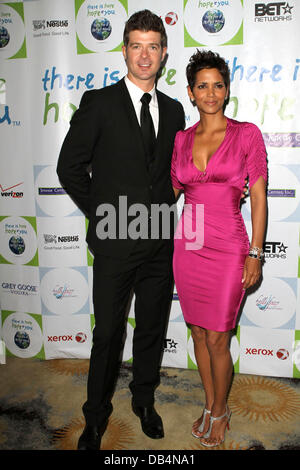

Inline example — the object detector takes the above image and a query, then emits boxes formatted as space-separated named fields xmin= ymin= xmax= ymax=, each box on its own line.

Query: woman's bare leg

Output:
xmin=200 ymin=329 xmax=233 ymax=446
xmin=190 ymin=325 xmax=214 ymax=437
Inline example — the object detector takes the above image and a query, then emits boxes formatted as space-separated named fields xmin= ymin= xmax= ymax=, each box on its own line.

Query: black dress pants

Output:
xmin=82 ymin=238 xmax=174 ymax=426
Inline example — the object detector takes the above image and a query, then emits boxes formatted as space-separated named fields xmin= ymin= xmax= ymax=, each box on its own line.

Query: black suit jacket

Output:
xmin=57 ymin=78 xmax=185 ymax=258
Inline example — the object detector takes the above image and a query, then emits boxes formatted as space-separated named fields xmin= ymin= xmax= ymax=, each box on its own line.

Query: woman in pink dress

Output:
xmin=171 ymin=50 xmax=267 ymax=447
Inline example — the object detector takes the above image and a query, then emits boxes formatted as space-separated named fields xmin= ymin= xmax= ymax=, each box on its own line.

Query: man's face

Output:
xmin=122 ymin=30 xmax=167 ymax=90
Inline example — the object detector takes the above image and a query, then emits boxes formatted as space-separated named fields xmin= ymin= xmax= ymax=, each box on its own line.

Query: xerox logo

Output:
xmin=245 ymin=347 xmax=290 ymax=360
xmin=276 ymin=348 xmax=289 ymax=360
xmin=246 ymin=347 xmax=273 ymax=356
xmin=48 ymin=335 xmax=73 ymax=342
xmin=76 ymin=332 xmax=87 ymax=343
xmin=47 ymin=332 xmax=87 ymax=343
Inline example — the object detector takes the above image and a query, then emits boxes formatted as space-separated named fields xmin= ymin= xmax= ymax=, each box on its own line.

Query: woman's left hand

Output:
xmin=242 ymin=256 xmax=261 ymax=290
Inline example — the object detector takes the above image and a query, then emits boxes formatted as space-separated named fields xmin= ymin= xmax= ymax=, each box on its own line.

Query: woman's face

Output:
xmin=188 ymin=67 xmax=228 ymax=116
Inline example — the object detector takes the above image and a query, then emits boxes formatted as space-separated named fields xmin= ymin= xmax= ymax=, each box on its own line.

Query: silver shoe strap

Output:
xmin=210 ymin=407 xmax=230 ymax=423
xmin=197 ymin=408 xmax=211 ymax=432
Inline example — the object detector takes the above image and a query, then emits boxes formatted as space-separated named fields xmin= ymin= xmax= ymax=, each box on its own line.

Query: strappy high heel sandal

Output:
xmin=199 ymin=406 xmax=231 ymax=447
xmin=191 ymin=408 xmax=211 ymax=438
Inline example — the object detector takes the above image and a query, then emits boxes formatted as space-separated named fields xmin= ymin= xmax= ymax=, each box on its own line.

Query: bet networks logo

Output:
xmin=254 ymin=2 xmax=294 ymax=22
xmin=264 ymin=241 xmax=288 ymax=259
xmin=164 ymin=338 xmax=178 ymax=354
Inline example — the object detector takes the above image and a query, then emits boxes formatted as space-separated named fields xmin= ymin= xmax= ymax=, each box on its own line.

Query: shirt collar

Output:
xmin=124 ymin=75 xmax=158 ymax=107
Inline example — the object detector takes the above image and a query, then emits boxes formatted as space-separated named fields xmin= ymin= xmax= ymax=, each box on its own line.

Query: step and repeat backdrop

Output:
xmin=1 ymin=0 xmax=300 ymax=378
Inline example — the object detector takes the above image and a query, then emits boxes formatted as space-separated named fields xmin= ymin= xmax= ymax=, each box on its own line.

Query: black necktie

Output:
xmin=140 ymin=93 xmax=156 ymax=168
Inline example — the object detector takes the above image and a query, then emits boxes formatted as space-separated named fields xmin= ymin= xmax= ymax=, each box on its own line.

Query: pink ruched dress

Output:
xmin=171 ymin=118 xmax=267 ymax=332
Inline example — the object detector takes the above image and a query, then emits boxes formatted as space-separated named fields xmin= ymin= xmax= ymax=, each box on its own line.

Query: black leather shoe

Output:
xmin=132 ymin=402 xmax=164 ymax=439
xmin=77 ymin=421 xmax=108 ymax=450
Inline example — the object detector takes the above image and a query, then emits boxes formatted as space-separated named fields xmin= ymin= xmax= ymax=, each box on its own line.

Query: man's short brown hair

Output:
xmin=123 ymin=9 xmax=167 ymax=49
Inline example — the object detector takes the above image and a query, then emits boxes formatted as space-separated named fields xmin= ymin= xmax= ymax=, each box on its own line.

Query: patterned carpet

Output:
xmin=1 ymin=356 xmax=300 ymax=452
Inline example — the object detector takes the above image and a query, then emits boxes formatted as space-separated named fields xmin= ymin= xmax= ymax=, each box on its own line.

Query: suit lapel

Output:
xmin=118 ymin=78 xmax=139 ymax=128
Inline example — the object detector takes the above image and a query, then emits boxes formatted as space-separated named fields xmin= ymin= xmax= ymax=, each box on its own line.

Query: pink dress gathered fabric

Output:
xmin=171 ymin=117 xmax=267 ymax=332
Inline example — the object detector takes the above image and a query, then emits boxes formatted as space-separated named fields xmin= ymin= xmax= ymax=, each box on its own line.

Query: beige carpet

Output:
xmin=1 ymin=357 xmax=300 ymax=451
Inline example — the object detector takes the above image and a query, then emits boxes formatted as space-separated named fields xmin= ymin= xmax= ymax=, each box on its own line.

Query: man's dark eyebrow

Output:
xmin=129 ymin=42 xmax=160 ymax=46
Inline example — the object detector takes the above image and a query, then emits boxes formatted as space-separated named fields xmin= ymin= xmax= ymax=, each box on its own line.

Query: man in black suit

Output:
xmin=57 ymin=10 xmax=185 ymax=450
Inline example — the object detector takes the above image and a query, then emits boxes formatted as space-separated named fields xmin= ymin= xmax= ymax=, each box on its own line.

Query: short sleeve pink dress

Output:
xmin=171 ymin=118 xmax=267 ymax=332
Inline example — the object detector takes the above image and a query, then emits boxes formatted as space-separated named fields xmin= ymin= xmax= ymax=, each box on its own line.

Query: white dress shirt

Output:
xmin=124 ymin=75 xmax=159 ymax=136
